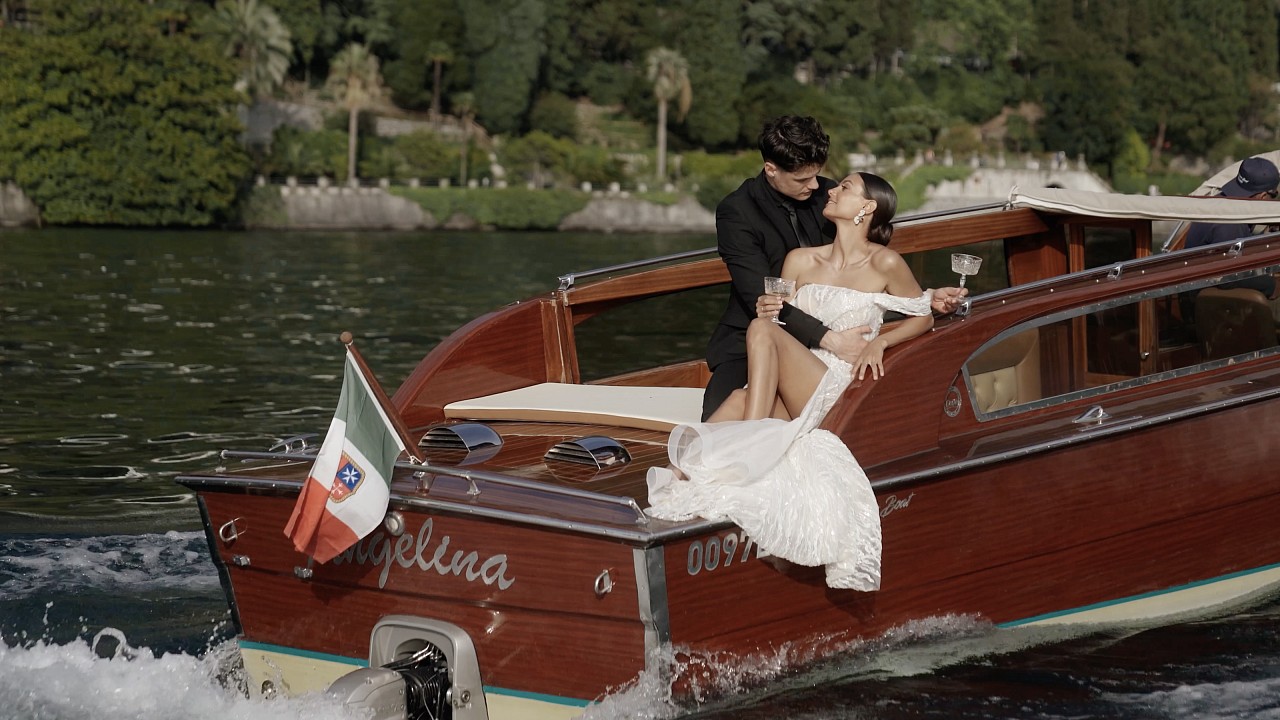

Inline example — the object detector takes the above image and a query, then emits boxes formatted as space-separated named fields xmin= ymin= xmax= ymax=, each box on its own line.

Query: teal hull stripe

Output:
xmin=999 ymin=562 xmax=1280 ymax=627
xmin=238 ymin=640 xmax=365 ymax=667
xmin=236 ymin=639 xmax=590 ymax=707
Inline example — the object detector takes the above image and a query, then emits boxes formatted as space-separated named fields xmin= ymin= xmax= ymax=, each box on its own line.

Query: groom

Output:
xmin=702 ymin=115 xmax=964 ymax=420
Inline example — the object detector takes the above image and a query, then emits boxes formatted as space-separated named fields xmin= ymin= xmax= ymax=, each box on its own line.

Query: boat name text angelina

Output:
xmin=332 ymin=517 xmax=516 ymax=590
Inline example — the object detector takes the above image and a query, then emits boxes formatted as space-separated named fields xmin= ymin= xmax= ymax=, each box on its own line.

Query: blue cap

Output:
xmin=1220 ymin=157 xmax=1279 ymax=198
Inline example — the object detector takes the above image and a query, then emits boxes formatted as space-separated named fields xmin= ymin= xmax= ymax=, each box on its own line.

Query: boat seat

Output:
xmin=967 ymin=330 xmax=1042 ymax=414
xmin=1195 ymin=287 xmax=1278 ymax=360
xmin=443 ymin=382 xmax=704 ymax=431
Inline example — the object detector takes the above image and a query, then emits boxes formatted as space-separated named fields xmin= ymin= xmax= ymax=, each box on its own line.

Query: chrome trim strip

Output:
xmin=634 ymin=546 xmax=670 ymax=659
xmin=895 ymin=200 xmax=1008 ymax=225
xmin=558 ymin=247 xmax=717 ymax=290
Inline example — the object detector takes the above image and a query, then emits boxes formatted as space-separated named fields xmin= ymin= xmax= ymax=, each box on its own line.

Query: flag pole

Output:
xmin=340 ymin=331 xmax=427 ymax=463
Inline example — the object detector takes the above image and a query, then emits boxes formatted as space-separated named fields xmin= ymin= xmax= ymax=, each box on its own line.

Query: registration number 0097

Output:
xmin=686 ymin=531 xmax=767 ymax=576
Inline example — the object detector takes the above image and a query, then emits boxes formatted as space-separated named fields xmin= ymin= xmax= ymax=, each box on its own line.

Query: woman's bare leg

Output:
xmin=743 ymin=318 xmax=829 ymax=420
xmin=709 ymin=387 xmax=790 ymax=423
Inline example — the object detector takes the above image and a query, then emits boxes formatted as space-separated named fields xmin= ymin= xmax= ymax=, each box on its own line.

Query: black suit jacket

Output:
xmin=706 ymin=171 xmax=838 ymax=369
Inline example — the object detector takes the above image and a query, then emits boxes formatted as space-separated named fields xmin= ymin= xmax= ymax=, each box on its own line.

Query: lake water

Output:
xmin=3 ymin=228 xmax=1280 ymax=720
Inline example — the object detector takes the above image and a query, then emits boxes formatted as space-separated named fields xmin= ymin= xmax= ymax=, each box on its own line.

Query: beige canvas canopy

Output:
xmin=1008 ymin=186 xmax=1280 ymax=225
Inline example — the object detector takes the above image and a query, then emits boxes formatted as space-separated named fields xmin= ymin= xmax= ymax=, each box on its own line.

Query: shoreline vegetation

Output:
xmin=2 ymin=2 xmax=1275 ymax=232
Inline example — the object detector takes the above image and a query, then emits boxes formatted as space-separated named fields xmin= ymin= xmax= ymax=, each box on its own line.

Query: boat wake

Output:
xmin=1106 ymin=678 xmax=1280 ymax=720
xmin=0 ymin=531 xmax=221 ymax=598
xmin=578 ymin=613 xmax=1129 ymax=719
xmin=0 ymin=634 xmax=361 ymax=720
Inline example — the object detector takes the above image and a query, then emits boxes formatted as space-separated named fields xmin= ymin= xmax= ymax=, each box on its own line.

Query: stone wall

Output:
xmin=261 ymin=184 xmax=434 ymax=230
xmin=559 ymin=195 xmax=714 ymax=233
xmin=0 ymin=182 xmax=39 ymax=227
xmin=251 ymin=183 xmax=716 ymax=233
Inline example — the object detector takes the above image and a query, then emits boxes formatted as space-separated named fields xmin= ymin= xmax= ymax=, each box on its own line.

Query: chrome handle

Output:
xmin=218 ymin=518 xmax=244 ymax=544
xmin=594 ymin=569 xmax=614 ymax=598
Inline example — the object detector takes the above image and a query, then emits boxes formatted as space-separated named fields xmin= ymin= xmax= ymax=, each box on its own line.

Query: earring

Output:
xmin=854 ymin=208 xmax=867 ymax=225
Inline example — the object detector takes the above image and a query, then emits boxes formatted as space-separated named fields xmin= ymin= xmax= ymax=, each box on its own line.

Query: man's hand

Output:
xmin=931 ymin=286 xmax=969 ymax=315
xmin=819 ymin=325 xmax=872 ymax=364
xmin=755 ymin=292 xmax=785 ymax=321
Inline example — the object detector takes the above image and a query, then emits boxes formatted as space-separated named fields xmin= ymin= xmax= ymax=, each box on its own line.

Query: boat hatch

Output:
xmin=545 ymin=435 xmax=632 ymax=469
xmin=328 ymin=615 xmax=489 ymax=720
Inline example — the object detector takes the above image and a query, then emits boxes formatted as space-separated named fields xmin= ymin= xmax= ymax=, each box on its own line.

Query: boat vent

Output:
xmin=545 ymin=435 xmax=631 ymax=469
xmin=420 ymin=422 xmax=503 ymax=452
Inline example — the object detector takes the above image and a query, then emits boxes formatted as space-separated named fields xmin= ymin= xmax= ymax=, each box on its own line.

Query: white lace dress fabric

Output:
xmin=646 ymin=285 xmax=933 ymax=590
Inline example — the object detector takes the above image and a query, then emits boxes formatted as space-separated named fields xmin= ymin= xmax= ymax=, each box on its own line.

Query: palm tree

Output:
xmin=646 ymin=47 xmax=691 ymax=183
xmin=199 ymin=0 xmax=293 ymax=98
xmin=325 ymin=43 xmax=385 ymax=185
xmin=424 ymin=40 xmax=453 ymax=121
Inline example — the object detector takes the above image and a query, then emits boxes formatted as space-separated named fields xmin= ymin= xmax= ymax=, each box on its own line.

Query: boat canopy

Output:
xmin=1009 ymin=186 xmax=1280 ymax=225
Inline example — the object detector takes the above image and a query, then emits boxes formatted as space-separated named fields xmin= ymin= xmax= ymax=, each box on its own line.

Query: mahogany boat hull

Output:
xmin=185 ymin=391 xmax=1280 ymax=716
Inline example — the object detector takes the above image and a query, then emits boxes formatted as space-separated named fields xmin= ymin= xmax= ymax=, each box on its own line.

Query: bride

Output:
xmin=646 ymin=172 xmax=936 ymax=590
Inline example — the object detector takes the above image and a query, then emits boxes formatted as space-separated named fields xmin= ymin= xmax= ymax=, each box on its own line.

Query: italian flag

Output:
xmin=285 ymin=349 xmax=406 ymax=563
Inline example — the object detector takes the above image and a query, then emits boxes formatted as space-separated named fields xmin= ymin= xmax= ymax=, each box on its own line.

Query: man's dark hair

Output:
xmin=758 ymin=115 xmax=829 ymax=172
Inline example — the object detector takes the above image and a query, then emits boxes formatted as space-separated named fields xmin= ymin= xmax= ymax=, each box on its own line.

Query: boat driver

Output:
xmin=1186 ymin=156 xmax=1280 ymax=300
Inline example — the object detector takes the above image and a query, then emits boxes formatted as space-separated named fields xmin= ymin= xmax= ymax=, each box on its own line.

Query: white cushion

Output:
xmin=443 ymin=383 xmax=703 ymax=431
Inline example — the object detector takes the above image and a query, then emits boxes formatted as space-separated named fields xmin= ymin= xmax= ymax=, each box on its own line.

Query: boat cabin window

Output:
xmin=964 ymin=263 xmax=1280 ymax=420
xmin=1083 ymin=225 xmax=1144 ymax=268
xmin=904 ymin=242 xmax=1009 ymax=297
xmin=574 ymin=284 xmax=723 ymax=382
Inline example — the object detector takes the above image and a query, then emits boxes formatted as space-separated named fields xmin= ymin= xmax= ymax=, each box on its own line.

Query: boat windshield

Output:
xmin=964 ymin=262 xmax=1280 ymax=419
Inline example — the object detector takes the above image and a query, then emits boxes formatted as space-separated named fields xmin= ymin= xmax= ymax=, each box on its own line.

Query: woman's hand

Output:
xmin=756 ymin=292 xmax=785 ymax=321
xmin=930 ymin=287 xmax=968 ymax=314
xmin=852 ymin=337 xmax=889 ymax=380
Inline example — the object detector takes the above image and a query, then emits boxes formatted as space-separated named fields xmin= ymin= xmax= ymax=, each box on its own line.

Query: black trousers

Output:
xmin=700 ymin=357 xmax=748 ymax=421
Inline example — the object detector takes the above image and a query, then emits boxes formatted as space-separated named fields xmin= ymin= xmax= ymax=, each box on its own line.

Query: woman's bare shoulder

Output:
xmin=869 ymin=245 xmax=907 ymax=271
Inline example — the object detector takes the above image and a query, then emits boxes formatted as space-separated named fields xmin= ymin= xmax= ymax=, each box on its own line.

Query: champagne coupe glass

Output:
xmin=764 ymin=276 xmax=796 ymax=325
xmin=951 ymin=253 xmax=983 ymax=288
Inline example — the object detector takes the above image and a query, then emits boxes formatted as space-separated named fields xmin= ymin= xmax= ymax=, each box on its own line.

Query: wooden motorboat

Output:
xmin=179 ymin=188 xmax=1280 ymax=720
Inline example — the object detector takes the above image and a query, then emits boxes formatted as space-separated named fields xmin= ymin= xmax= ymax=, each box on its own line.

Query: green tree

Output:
xmin=529 ymin=91 xmax=579 ymax=139
xmin=262 ymin=0 xmax=324 ymax=84
xmin=1031 ymin=8 xmax=1134 ymax=173
xmin=916 ymin=0 xmax=1031 ymax=73
xmin=811 ymin=0 xmax=881 ymax=82
xmin=325 ymin=42 xmax=385 ymax=184
xmin=1237 ymin=0 xmax=1276 ymax=141
xmin=461 ymin=0 xmax=547 ymax=135
xmin=646 ymin=47 xmax=690 ymax=182
xmin=665 ymin=0 xmax=745 ymax=148
xmin=502 ymin=130 xmax=571 ymax=187
xmin=379 ymin=0 xmax=467 ymax=111
xmin=394 ymin=130 xmax=456 ymax=180
xmin=541 ymin=0 xmax=649 ymax=101
xmin=0 ymin=0 xmax=250 ymax=225
xmin=198 ymin=0 xmax=293 ymax=98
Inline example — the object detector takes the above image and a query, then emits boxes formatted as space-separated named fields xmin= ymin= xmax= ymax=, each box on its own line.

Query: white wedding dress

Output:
xmin=646 ymin=284 xmax=933 ymax=590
